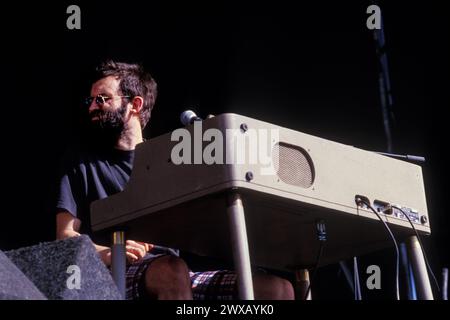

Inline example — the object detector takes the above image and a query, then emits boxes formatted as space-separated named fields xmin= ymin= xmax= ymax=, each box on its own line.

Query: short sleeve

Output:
xmin=56 ymin=171 xmax=78 ymax=217
xmin=55 ymin=149 xmax=83 ymax=218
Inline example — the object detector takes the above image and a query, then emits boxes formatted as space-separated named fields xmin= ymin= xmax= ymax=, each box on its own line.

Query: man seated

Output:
xmin=55 ymin=60 xmax=295 ymax=300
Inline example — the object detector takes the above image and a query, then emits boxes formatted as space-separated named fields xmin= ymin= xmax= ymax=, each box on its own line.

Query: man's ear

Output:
xmin=130 ymin=96 xmax=144 ymax=115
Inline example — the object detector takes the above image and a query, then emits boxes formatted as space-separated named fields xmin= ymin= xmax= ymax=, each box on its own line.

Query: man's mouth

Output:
xmin=89 ymin=112 xmax=101 ymax=120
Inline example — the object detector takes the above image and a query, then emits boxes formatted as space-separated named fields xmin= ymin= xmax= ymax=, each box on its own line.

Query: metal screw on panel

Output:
xmin=420 ymin=216 xmax=428 ymax=225
xmin=240 ymin=123 xmax=248 ymax=133
xmin=245 ymin=171 xmax=254 ymax=181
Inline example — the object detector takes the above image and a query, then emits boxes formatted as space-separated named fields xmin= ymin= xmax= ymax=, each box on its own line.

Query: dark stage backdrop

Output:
xmin=2 ymin=1 xmax=449 ymax=299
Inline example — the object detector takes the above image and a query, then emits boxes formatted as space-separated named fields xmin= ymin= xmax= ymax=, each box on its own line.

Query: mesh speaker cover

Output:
xmin=273 ymin=142 xmax=315 ymax=188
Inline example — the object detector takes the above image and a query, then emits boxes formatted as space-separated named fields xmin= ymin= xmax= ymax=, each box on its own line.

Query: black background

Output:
xmin=2 ymin=0 xmax=449 ymax=299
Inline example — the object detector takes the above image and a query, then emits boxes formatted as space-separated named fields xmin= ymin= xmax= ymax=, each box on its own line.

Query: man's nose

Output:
xmin=88 ymin=100 xmax=100 ymax=113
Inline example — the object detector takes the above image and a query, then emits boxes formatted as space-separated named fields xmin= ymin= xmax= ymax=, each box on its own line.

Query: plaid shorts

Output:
xmin=125 ymin=254 xmax=238 ymax=300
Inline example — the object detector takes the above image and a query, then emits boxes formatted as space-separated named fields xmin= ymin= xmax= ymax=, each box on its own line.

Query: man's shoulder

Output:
xmin=61 ymin=143 xmax=132 ymax=171
xmin=59 ymin=143 xmax=100 ymax=169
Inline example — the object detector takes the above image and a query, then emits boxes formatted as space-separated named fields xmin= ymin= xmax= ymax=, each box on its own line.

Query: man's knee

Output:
xmin=253 ymin=274 xmax=295 ymax=300
xmin=144 ymin=255 xmax=192 ymax=299
xmin=147 ymin=255 xmax=190 ymax=282
xmin=276 ymin=277 xmax=295 ymax=300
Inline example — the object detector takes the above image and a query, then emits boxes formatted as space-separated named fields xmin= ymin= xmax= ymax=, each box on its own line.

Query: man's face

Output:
xmin=86 ymin=76 xmax=130 ymax=144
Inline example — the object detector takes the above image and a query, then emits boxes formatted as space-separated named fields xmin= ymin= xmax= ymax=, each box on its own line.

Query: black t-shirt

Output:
xmin=56 ymin=146 xmax=134 ymax=234
xmin=55 ymin=144 xmax=178 ymax=256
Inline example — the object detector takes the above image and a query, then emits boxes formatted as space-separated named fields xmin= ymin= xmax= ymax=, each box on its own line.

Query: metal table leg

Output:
xmin=227 ymin=192 xmax=254 ymax=300
xmin=111 ymin=231 xmax=126 ymax=299
xmin=406 ymin=235 xmax=433 ymax=300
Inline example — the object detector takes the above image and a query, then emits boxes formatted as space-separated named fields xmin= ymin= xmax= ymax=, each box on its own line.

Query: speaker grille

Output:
xmin=272 ymin=143 xmax=314 ymax=188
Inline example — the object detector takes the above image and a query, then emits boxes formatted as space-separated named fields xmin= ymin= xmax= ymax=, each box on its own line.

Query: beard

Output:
xmin=85 ymin=102 xmax=128 ymax=149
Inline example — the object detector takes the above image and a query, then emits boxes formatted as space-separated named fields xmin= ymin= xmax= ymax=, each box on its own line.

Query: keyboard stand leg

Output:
xmin=295 ymin=269 xmax=312 ymax=300
xmin=111 ymin=231 xmax=126 ymax=299
xmin=227 ymin=192 xmax=254 ymax=300
xmin=406 ymin=235 xmax=434 ymax=300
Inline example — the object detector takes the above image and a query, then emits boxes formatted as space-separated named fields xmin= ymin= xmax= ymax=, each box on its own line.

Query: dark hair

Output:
xmin=94 ymin=60 xmax=157 ymax=129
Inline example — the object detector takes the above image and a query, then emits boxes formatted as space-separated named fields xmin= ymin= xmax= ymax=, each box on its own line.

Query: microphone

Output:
xmin=180 ymin=110 xmax=202 ymax=126
xmin=376 ymin=152 xmax=426 ymax=163
xmin=352 ymin=145 xmax=426 ymax=163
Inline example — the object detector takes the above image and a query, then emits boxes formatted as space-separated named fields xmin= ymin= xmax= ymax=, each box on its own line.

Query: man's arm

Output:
xmin=56 ymin=211 xmax=112 ymax=265
xmin=56 ymin=211 xmax=152 ymax=267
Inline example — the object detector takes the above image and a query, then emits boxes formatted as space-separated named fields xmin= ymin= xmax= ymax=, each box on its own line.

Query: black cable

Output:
xmin=356 ymin=197 xmax=400 ymax=300
xmin=304 ymin=220 xmax=326 ymax=300
xmin=392 ymin=205 xmax=441 ymax=293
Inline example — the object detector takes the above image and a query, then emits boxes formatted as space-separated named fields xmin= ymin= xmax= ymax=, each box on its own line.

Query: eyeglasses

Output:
xmin=84 ymin=94 xmax=130 ymax=107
